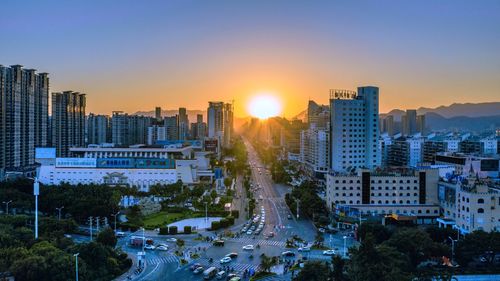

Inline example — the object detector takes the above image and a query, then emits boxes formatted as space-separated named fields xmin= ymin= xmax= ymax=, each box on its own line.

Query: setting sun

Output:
xmin=247 ymin=94 xmax=282 ymax=119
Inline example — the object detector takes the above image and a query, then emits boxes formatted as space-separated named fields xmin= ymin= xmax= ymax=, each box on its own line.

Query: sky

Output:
xmin=1 ymin=0 xmax=499 ymax=118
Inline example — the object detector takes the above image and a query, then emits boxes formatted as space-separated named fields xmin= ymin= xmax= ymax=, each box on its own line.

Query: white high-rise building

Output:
xmin=330 ymin=87 xmax=381 ymax=172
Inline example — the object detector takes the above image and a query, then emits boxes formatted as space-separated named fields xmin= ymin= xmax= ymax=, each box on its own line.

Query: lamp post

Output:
xmin=448 ymin=237 xmax=457 ymax=265
xmin=2 ymin=200 xmax=12 ymax=215
xmin=141 ymin=227 xmax=146 ymax=253
xmin=56 ymin=206 xmax=64 ymax=221
xmin=34 ymin=178 xmax=40 ymax=239
xmin=111 ymin=211 xmax=120 ymax=233
xmin=296 ymin=199 xmax=300 ymax=219
xmin=343 ymin=235 xmax=348 ymax=257
xmin=73 ymin=253 xmax=79 ymax=281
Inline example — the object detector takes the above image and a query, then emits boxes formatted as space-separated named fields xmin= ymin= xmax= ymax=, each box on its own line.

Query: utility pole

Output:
xmin=56 ymin=206 xmax=64 ymax=221
xmin=2 ymin=200 xmax=12 ymax=215
xmin=111 ymin=211 xmax=120 ymax=233
xmin=89 ymin=217 xmax=93 ymax=241
xmin=73 ymin=253 xmax=79 ymax=281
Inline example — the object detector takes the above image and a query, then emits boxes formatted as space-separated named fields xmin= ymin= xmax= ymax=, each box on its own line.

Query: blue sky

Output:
xmin=1 ymin=0 xmax=499 ymax=116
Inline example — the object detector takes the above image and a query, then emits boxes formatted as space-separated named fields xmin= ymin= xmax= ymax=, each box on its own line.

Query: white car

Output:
xmin=144 ymin=244 xmax=155 ymax=250
xmin=242 ymin=245 xmax=254 ymax=251
xmin=298 ymin=247 xmax=311 ymax=252
xmin=322 ymin=250 xmax=336 ymax=256
xmin=166 ymin=238 xmax=177 ymax=242
xmin=246 ymin=230 xmax=253 ymax=235
xmin=220 ymin=256 xmax=232 ymax=264
xmin=156 ymin=245 xmax=169 ymax=251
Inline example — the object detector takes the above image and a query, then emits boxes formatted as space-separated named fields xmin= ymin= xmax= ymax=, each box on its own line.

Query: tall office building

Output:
xmin=155 ymin=106 xmax=162 ymax=122
xmin=178 ymin=107 xmax=189 ymax=140
xmin=164 ymin=115 xmax=178 ymax=140
xmin=111 ymin=112 xmax=152 ymax=146
xmin=52 ymin=91 xmax=86 ymax=157
xmin=111 ymin=111 xmax=128 ymax=146
xmin=191 ymin=114 xmax=206 ymax=140
xmin=417 ymin=114 xmax=426 ymax=135
xmin=207 ymin=101 xmax=233 ymax=148
xmin=382 ymin=115 xmax=395 ymax=136
xmin=329 ymin=87 xmax=381 ymax=172
xmin=0 ymin=65 xmax=49 ymax=176
xmin=402 ymin=109 xmax=417 ymax=136
xmin=87 ymin=113 xmax=110 ymax=145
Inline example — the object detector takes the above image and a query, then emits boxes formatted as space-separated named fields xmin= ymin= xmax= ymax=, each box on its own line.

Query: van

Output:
xmin=203 ymin=266 xmax=217 ymax=280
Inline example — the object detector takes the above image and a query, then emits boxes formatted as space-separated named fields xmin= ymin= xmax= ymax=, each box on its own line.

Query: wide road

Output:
xmin=242 ymin=138 xmax=316 ymax=242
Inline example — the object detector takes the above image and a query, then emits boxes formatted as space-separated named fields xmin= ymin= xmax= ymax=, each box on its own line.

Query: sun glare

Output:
xmin=247 ymin=94 xmax=282 ymax=119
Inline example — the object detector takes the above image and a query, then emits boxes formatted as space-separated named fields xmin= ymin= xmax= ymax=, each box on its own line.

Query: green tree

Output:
xmin=331 ymin=255 xmax=346 ymax=281
xmin=259 ymin=254 xmax=274 ymax=273
xmin=293 ymin=261 xmax=331 ymax=281
xmin=97 ymin=227 xmax=118 ymax=247
xmin=176 ymin=239 xmax=185 ymax=248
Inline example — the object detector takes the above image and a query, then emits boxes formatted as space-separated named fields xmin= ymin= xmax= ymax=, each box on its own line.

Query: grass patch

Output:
xmin=143 ymin=211 xmax=204 ymax=229
xmin=250 ymin=272 xmax=276 ymax=281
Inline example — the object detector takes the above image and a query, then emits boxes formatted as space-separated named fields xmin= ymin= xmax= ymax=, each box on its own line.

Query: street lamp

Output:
xmin=343 ymin=236 xmax=348 ymax=257
xmin=295 ymin=199 xmax=300 ymax=219
xmin=448 ymin=236 xmax=457 ymax=265
xmin=56 ymin=206 xmax=64 ymax=221
xmin=2 ymin=200 xmax=12 ymax=215
xmin=111 ymin=211 xmax=120 ymax=233
xmin=34 ymin=178 xmax=40 ymax=240
xmin=73 ymin=253 xmax=79 ymax=281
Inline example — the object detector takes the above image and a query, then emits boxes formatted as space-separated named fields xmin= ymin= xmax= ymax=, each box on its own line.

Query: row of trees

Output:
xmin=292 ymin=223 xmax=500 ymax=281
xmin=0 ymin=215 xmax=130 ymax=281
xmin=285 ymin=181 xmax=329 ymax=224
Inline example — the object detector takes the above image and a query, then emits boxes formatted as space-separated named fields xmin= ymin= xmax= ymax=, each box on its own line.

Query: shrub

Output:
xmin=159 ymin=227 xmax=168 ymax=235
xmin=231 ymin=210 xmax=239 ymax=219
xmin=183 ymin=226 xmax=192 ymax=234
xmin=219 ymin=218 xmax=228 ymax=228
xmin=226 ymin=216 xmax=235 ymax=225
xmin=169 ymin=226 xmax=178 ymax=235
xmin=211 ymin=221 xmax=220 ymax=231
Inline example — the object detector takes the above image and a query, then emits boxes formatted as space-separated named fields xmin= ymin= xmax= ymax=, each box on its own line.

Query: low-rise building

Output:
xmin=326 ymin=168 xmax=440 ymax=222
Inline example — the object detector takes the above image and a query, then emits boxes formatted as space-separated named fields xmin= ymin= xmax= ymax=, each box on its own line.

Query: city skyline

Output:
xmin=1 ymin=0 xmax=499 ymax=117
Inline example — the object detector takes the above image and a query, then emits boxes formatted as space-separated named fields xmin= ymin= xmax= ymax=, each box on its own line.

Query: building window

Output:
xmin=478 ymin=198 xmax=484 ymax=204
xmin=478 ymin=208 xmax=484 ymax=214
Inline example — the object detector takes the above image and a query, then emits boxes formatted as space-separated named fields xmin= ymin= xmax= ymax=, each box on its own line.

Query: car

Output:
xmin=246 ymin=230 xmax=253 ymax=235
xmin=220 ymin=257 xmax=232 ymax=264
xmin=281 ymin=251 xmax=296 ymax=257
xmin=225 ymin=253 xmax=238 ymax=259
xmin=115 ymin=231 xmax=125 ymax=237
xmin=250 ymin=226 xmax=256 ymax=231
xmin=318 ymin=228 xmax=326 ymax=233
xmin=144 ymin=244 xmax=155 ymax=250
xmin=193 ymin=266 xmax=204 ymax=274
xmin=166 ymin=237 xmax=177 ymax=242
xmin=323 ymin=250 xmax=336 ymax=256
xmin=156 ymin=245 xmax=169 ymax=251
xmin=242 ymin=245 xmax=254 ymax=251
xmin=241 ymin=228 xmax=247 ymax=233
xmin=216 ymin=270 xmax=226 ymax=280
xmin=254 ymin=229 xmax=261 ymax=235
xmin=267 ymin=232 xmax=275 ymax=238
xmin=213 ymin=240 xmax=225 ymax=247
xmin=287 ymin=214 xmax=292 ymax=219
xmin=298 ymin=247 xmax=311 ymax=252
xmin=190 ymin=263 xmax=202 ymax=271
xmin=229 ymin=277 xmax=241 ymax=281
xmin=227 ymin=273 xmax=238 ymax=280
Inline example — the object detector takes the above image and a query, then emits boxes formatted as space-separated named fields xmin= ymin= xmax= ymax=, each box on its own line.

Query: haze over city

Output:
xmin=1 ymin=0 xmax=500 ymax=117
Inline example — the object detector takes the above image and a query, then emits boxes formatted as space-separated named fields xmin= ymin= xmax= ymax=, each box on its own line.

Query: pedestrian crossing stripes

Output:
xmin=192 ymin=242 xmax=213 ymax=249
xmin=195 ymin=258 xmax=260 ymax=273
xmin=146 ymin=255 xmax=178 ymax=265
xmin=227 ymin=237 xmax=286 ymax=247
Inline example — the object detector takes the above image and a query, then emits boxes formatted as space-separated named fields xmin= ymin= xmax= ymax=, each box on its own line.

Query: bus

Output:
xmin=203 ymin=266 xmax=218 ymax=280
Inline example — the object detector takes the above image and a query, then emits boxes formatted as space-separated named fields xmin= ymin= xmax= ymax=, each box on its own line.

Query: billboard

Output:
xmin=135 ymin=158 xmax=175 ymax=169
xmin=56 ymin=158 xmax=97 ymax=168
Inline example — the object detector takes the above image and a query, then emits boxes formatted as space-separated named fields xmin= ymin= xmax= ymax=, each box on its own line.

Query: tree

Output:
xmin=259 ymin=254 xmax=274 ymax=273
xmin=357 ymin=222 xmax=392 ymax=244
xmin=176 ymin=239 xmax=185 ymax=249
xmin=315 ymin=232 xmax=325 ymax=247
xmin=97 ymin=227 xmax=118 ymax=247
xmin=331 ymin=255 xmax=346 ymax=281
xmin=293 ymin=261 xmax=331 ymax=281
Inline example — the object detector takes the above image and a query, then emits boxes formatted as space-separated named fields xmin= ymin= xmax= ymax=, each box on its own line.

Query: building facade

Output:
xmin=87 ymin=113 xmax=110 ymax=145
xmin=329 ymin=87 xmax=381 ymax=172
xmin=52 ymin=91 xmax=86 ymax=157
xmin=0 ymin=65 xmax=49 ymax=176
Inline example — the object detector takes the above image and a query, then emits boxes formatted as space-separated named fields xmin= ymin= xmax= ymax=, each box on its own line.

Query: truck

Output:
xmin=129 ymin=236 xmax=153 ymax=247
xmin=203 ymin=266 xmax=218 ymax=280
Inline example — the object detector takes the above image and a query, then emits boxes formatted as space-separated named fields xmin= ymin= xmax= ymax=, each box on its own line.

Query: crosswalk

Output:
xmin=226 ymin=237 xmax=286 ymax=247
xmin=192 ymin=242 xmax=213 ymax=249
xmin=146 ymin=255 xmax=179 ymax=265
xmin=196 ymin=258 xmax=260 ymax=273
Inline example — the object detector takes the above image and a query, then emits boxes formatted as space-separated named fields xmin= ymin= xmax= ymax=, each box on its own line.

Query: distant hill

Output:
xmin=381 ymin=102 xmax=500 ymax=121
xmin=424 ymin=113 xmax=500 ymax=132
